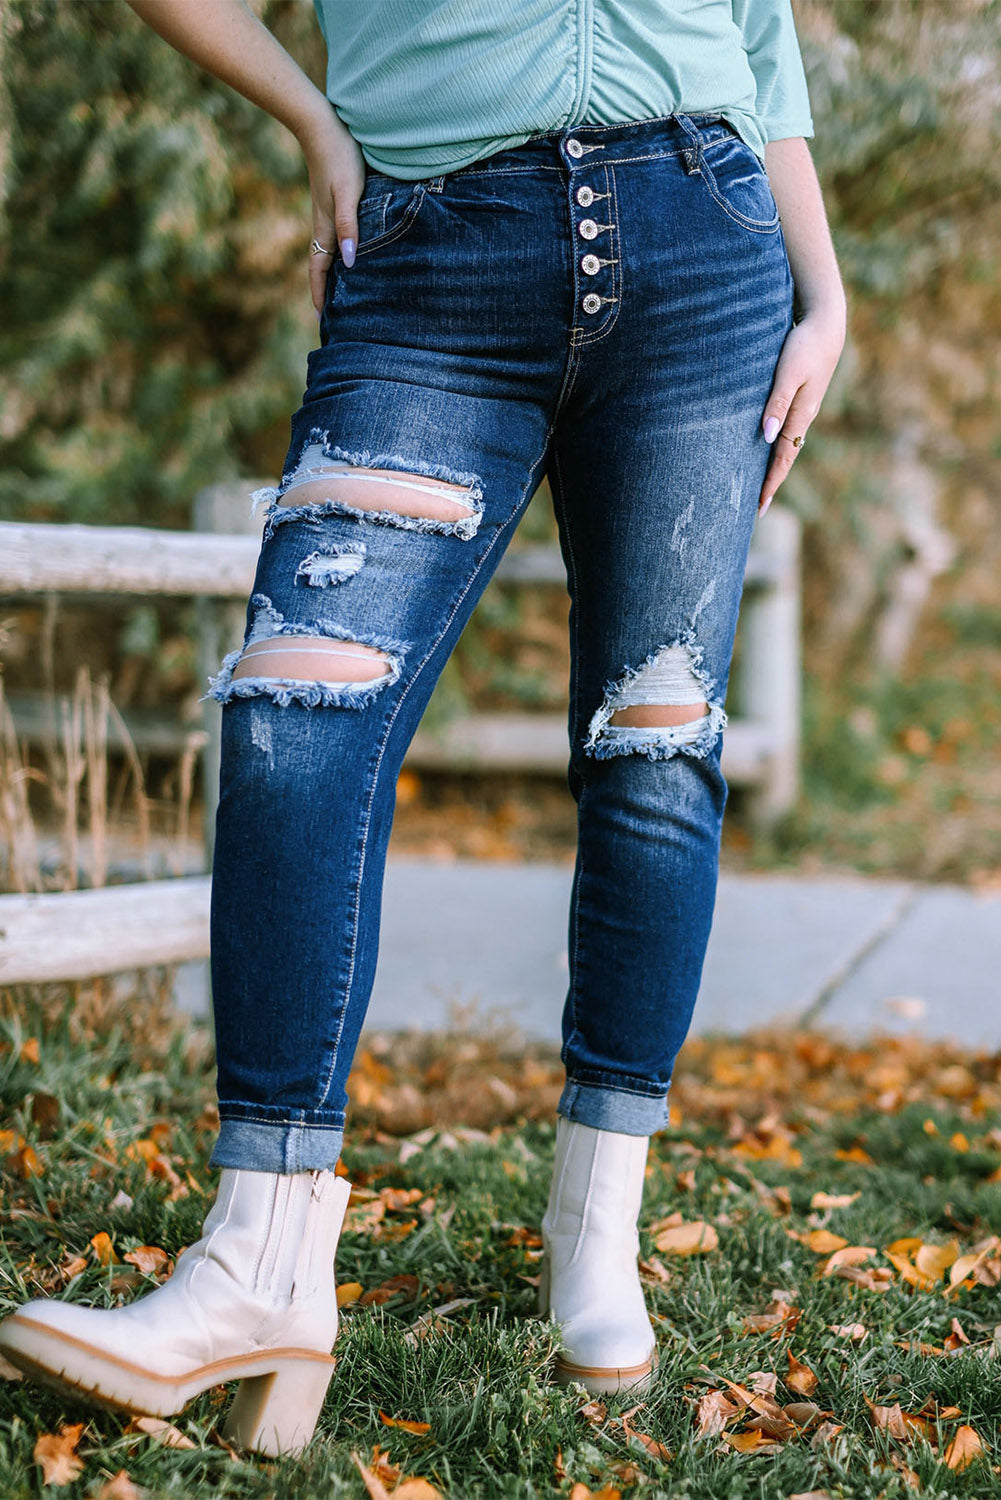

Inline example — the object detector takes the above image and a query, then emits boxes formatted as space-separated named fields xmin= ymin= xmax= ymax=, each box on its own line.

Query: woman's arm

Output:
xmin=123 ymin=0 xmax=364 ymax=308
xmin=757 ymin=136 xmax=847 ymax=512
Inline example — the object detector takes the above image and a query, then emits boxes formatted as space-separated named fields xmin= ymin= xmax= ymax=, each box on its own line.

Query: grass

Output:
xmin=0 ymin=991 xmax=1000 ymax=1499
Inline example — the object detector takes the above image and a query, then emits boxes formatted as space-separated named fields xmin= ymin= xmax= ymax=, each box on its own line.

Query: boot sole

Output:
xmin=553 ymin=1349 xmax=659 ymax=1395
xmin=0 ymin=1314 xmax=334 ymax=1456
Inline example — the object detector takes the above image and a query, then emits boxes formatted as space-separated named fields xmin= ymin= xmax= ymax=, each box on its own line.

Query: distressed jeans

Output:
xmin=205 ymin=111 xmax=795 ymax=1172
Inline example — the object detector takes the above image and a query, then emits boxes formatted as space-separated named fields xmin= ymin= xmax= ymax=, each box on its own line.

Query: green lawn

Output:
xmin=1 ymin=992 xmax=999 ymax=1499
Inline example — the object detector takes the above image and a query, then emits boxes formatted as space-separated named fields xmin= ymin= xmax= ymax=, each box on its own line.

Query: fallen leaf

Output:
xmin=654 ymin=1220 xmax=718 ymax=1255
xmin=804 ymin=1229 xmax=848 ymax=1254
xmin=361 ymin=1274 xmax=420 ymax=1306
xmin=810 ymin=1191 xmax=859 ymax=1210
xmin=89 ymin=1232 xmax=120 ymax=1266
xmin=122 ymin=1246 xmax=170 ymax=1278
xmin=579 ymin=1399 xmax=608 ymax=1425
xmin=378 ymin=1409 xmax=431 ymax=1435
xmin=828 ymin=1322 xmax=867 ymax=1342
xmin=821 ymin=1245 xmax=876 ymax=1276
xmin=91 ymin=1471 xmax=143 ymax=1499
xmin=914 ymin=1239 xmax=959 ymax=1279
xmin=124 ymin=1416 xmax=196 ymax=1449
xmin=33 ymin=1423 xmax=85 ymax=1485
xmin=337 ymin=1281 xmax=364 ymax=1308
xmin=786 ymin=1351 xmax=818 ymax=1396
xmin=943 ymin=1424 xmax=983 ymax=1471
xmin=20 ymin=1036 xmax=40 ymax=1064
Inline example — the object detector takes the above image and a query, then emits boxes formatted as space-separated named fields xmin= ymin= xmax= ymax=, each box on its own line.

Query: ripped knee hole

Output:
xmin=608 ymin=702 xmax=709 ymax=729
xmin=280 ymin=463 xmax=475 ymax=525
xmin=231 ymin=636 xmax=392 ymax=686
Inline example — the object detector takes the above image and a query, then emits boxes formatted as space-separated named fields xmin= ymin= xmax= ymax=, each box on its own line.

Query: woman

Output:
xmin=0 ymin=0 xmax=846 ymax=1460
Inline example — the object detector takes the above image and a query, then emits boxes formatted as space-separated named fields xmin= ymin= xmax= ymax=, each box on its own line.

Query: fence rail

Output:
xmin=0 ymin=486 xmax=800 ymax=986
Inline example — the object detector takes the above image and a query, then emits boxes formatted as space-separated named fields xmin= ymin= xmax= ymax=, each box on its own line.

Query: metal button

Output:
xmin=566 ymin=138 xmax=584 ymax=159
xmin=581 ymin=293 xmax=602 ymax=315
xmin=576 ymin=186 xmax=595 ymax=207
xmin=581 ymin=254 xmax=601 ymax=276
xmin=578 ymin=219 xmax=599 ymax=240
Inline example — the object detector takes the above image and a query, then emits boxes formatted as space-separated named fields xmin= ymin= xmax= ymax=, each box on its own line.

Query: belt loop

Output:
xmin=426 ymin=175 xmax=446 ymax=194
xmin=674 ymin=112 xmax=704 ymax=175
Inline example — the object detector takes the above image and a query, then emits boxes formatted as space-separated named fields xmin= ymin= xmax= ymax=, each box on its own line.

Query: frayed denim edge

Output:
xmin=199 ymin=591 xmax=411 ymax=707
xmin=583 ymin=629 xmax=726 ymax=762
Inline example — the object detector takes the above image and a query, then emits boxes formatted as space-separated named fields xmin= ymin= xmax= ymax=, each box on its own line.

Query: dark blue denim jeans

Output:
xmin=205 ymin=111 xmax=795 ymax=1172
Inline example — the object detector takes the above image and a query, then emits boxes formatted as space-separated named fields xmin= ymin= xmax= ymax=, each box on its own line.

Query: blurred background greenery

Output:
xmin=0 ymin=0 xmax=999 ymax=881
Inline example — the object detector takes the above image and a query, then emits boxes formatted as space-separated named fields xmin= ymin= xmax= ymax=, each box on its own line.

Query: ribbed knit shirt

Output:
xmin=312 ymin=0 xmax=815 ymax=180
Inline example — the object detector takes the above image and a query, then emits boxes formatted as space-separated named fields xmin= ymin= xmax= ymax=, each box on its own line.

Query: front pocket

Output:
xmin=353 ymin=179 xmax=427 ymax=258
xmin=696 ymin=138 xmax=780 ymax=234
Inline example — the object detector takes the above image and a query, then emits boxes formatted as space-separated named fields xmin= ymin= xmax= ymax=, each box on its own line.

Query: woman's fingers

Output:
xmin=757 ymin=313 xmax=843 ymax=514
xmin=300 ymin=116 xmax=366 ymax=315
xmin=759 ymin=383 xmax=817 ymax=514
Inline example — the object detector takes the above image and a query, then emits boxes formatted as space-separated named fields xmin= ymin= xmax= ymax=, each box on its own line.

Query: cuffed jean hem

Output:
xmin=209 ymin=1117 xmax=345 ymax=1173
xmin=558 ymin=1080 xmax=670 ymax=1136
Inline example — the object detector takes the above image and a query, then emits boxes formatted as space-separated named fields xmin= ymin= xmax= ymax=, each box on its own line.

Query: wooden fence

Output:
xmin=0 ymin=485 xmax=799 ymax=985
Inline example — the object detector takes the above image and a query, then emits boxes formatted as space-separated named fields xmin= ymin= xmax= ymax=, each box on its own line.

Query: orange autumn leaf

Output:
xmin=723 ymin=1429 xmax=767 ymax=1452
xmin=122 ymin=1246 xmax=170 ymax=1277
xmin=336 ymin=1281 xmax=364 ymax=1308
xmin=19 ymin=1036 xmax=40 ymax=1064
xmin=7 ymin=1141 xmax=43 ymax=1178
xmin=568 ymin=1487 xmax=622 ymax=1500
xmin=809 ymin=1191 xmax=860 ymax=1210
xmin=89 ymin=1232 xmax=120 ymax=1266
xmin=124 ymin=1416 xmax=196 ymax=1449
xmin=379 ymin=1187 xmax=424 ymax=1213
xmin=654 ymin=1220 xmax=718 ymax=1255
xmin=361 ymin=1274 xmax=420 ymax=1306
xmin=379 ymin=1409 xmax=431 ymax=1435
xmin=33 ymin=1423 xmax=86 ymax=1486
xmin=804 ymin=1229 xmax=848 ymax=1254
xmin=834 ymin=1146 xmax=874 ymax=1165
xmin=786 ymin=1351 xmax=819 ymax=1395
xmin=883 ymin=1251 xmax=940 ymax=1292
xmin=914 ymin=1239 xmax=960 ymax=1280
xmin=393 ymin=1483 xmax=445 ymax=1500
xmin=92 ymin=1472 xmax=142 ymax=1500
xmin=943 ymin=1424 xmax=984 ymax=1471
xmin=695 ymin=1388 xmax=739 ymax=1436
xmin=821 ymin=1245 xmax=876 ymax=1277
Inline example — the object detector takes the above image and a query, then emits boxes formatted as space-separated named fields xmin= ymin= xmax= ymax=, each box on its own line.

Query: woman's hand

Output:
xmin=297 ymin=107 xmax=367 ymax=314
xmin=757 ymin=304 xmax=846 ymax=514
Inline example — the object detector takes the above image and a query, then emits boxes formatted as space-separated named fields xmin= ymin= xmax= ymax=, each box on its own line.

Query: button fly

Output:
xmin=581 ymin=254 xmax=601 ymax=276
xmin=565 ymin=139 xmax=584 ymax=159
xmin=576 ymin=186 xmax=595 ymax=207
xmin=578 ymin=219 xmax=599 ymax=240
xmin=581 ymin=294 xmax=602 ymax=315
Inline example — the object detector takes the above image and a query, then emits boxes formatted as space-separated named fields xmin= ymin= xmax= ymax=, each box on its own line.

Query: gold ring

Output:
xmin=788 ymin=433 xmax=805 ymax=448
xmin=310 ymin=239 xmax=334 ymax=256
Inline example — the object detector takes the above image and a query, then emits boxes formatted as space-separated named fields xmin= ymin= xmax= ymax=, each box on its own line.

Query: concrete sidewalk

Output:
xmin=360 ymin=858 xmax=1001 ymax=1048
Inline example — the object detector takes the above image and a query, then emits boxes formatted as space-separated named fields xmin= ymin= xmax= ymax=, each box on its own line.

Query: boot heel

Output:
xmin=222 ymin=1355 xmax=334 ymax=1458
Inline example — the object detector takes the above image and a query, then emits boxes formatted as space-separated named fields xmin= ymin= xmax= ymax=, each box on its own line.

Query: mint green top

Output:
xmin=312 ymin=1 xmax=815 ymax=180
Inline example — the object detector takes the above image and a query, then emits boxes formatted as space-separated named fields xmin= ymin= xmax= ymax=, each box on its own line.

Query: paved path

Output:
xmin=173 ymin=858 xmax=1001 ymax=1047
xmin=363 ymin=858 xmax=999 ymax=1047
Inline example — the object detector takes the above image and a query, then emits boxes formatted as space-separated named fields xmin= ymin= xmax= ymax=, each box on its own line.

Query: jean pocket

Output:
xmin=694 ymin=136 xmax=780 ymax=234
xmin=351 ymin=176 xmax=428 ymax=258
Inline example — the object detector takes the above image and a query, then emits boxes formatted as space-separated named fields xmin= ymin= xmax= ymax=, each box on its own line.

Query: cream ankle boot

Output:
xmin=539 ymin=1117 xmax=657 ymax=1395
xmin=0 ymin=1166 xmax=351 ymax=1457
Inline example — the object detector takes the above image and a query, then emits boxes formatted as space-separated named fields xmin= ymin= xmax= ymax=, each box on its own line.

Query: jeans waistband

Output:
xmin=449 ymin=112 xmax=737 ymax=178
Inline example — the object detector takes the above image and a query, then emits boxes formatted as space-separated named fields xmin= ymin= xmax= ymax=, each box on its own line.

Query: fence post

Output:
xmin=738 ymin=505 xmax=801 ymax=829
xmin=192 ymin=480 xmax=268 ymax=868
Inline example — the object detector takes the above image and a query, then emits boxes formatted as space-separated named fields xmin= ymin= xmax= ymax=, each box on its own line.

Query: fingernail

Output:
xmin=341 ymin=238 xmax=356 ymax=269
xmin=760 ymin=494 xmax=772 ymax=516
xmin=763 ymin=416 xmax=780 ymax=443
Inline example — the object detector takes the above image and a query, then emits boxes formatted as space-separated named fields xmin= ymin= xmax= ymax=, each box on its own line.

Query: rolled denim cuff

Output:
xmin=209 ymin=1116 xmax=344 ymax=1173
xmin=558 ymin=1079 xmax=670 ymax=1137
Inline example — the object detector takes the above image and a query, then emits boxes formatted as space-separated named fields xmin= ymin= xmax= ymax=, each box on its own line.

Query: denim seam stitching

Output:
xmin=696 ymin=156 xmax=781 ymax=234
xmin=574 ymin=162 xmax=622 ymax=348
xmin=313 ymin=434 xmax=558 ymax=1115
xmin=217 ymin=1114 xmax=345 ymax=1128
xmin=564 ymin=1075 xmax=669 ymax=1100
xmin=352 ymin=183 xmax=427 ymax=258
xmin=549 ymin=445 xmax=585 ymax=1070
